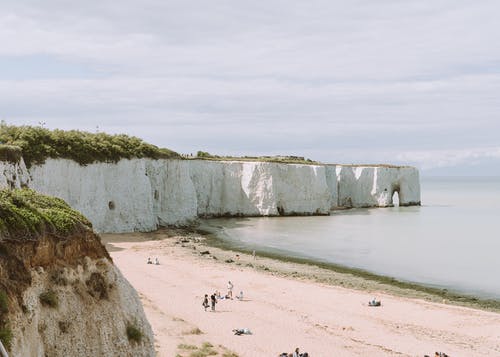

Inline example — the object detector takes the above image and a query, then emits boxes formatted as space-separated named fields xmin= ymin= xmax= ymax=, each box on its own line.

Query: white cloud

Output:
xmin=0 ymin=1 xmax=499 ymax=173
xmin=397 ymin=147 xmax=500 ymax=170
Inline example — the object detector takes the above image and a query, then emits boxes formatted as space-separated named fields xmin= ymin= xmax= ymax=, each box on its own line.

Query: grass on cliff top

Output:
xmin=190 ymin=151 xmax=320 ymax=165
xmin=0 ymin=188 xmax=92 ymax=240
xmin=0 ymin=123 xmax=179 ymax=167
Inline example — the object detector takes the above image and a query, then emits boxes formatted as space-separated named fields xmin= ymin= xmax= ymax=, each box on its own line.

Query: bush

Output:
xmin=182 ymin=327 xmax=203 ymax=335
xmin=126 ymin=322 xmax=142 ymax=343
xmin=0 ymin=292 xmax=8 ymax=315
xmin=0 ymin=145 xmax=22 ymax=163
xmin=0 ymin=123 xmax=179 ymax=167
xmin=39 ymin=290 xmax=58 ymax=308
xmin=196 ymin=151 xmax=213 ymax=158
xmin=0 ymin=188 xmax=92 ymax=240
xmin=0 ymin=327 xmax=12 ymax=349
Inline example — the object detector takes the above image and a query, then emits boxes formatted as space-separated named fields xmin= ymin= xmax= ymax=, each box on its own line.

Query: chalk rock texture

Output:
xmin=23 ymin=159 xmax=420 ymax=233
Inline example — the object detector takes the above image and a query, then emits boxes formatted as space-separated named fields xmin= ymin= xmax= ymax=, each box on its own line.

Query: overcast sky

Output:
xmin=1 ymin=1 xmax=499 ymax=175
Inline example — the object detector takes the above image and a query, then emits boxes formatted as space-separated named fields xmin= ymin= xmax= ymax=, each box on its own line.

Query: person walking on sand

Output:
xmin=227 ymin=281 xmax=234 ymax=299
xmin=202 ymin=294 xmax=209 ymax=311
xmin=210 ymin=293 xmax=217 ymax=311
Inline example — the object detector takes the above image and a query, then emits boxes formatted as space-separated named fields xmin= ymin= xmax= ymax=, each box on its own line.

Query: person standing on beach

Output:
xmin=202 ymin=294 xmax=209 ymax=311
xmin=210 ymin=293 xmax=217 ymax=311
xmin=227 ymin=281 xmax=234 ymax=299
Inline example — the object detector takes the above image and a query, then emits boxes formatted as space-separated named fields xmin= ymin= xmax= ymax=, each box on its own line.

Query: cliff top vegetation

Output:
xmin=0 ymin=188 xmax=92 ymax=240
xmin=0 ymin=123 xmax=180 ymax=167
xmin=0 ymin=145 xmax=22 ymax=164
xmin=192 ymin=151 xmax=320 ymax=165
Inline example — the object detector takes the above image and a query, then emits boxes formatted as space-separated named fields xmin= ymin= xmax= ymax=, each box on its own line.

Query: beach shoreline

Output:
xmin=102 ymin=228 xmax=500 ymax=356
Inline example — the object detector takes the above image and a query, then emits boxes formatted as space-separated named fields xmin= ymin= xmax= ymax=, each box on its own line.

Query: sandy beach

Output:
xmin=102 ymin=229 xmax=500 ymax=357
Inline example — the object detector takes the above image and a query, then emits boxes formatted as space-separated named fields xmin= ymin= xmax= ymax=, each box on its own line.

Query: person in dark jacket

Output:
xmin=202 ymin=294 xmax=209 ymax=311
xmin=210 ymin=293 xmax=217 ymax=311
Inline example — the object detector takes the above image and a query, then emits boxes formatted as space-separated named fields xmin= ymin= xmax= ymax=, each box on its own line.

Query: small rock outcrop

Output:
xmin=0 ymin=189 xmax=154 ymax=356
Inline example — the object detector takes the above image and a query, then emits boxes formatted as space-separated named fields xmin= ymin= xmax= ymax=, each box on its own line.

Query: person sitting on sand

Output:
xmin=147 ymin=257 xmax=152 ymax=264
xmin=369 ymin=298 xmax=381 ymax=306
xmin=236 ymin=291 xmax=244 ymax=300
xmin=202 ymin=294 xmax=209 ymax=311
xmin=155 ymin=257 xmax=160 ymax=265
xmin=232 ymin=328 xmax=251 ymax=335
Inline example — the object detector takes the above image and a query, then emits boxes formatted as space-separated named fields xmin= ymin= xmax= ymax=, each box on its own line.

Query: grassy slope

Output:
xmin=0 ymin=188 xmax=92 ymax=240
xmin=0 ymin=124 xmax=179 ymax=167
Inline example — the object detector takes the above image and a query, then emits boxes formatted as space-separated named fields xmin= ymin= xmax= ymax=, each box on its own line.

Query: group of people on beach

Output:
xmin=203 ymin=280 xmax=243 ymax=312
xmin=146 ymin=257 xmax=160 ymax=265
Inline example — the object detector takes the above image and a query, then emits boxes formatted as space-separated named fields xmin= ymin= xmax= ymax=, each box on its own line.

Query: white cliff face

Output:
xmin=30 ymin=159 xmax=159 ymax=233
xmin=20 ymin=158 xmax=421 ymax=233
xmin=336 ymin=165 xmax=421 ymax=208
xmin=0 ymin=157 xmax=30 ymax=189
xmin=189 ymin=161 xmax=332 ymax=217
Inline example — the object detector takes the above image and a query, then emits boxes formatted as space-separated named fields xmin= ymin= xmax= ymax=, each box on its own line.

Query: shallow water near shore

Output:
xmin=202 ymin=177 xmax=500 ymax=299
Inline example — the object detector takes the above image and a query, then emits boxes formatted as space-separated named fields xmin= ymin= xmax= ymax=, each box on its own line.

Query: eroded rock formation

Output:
xmin=0 ymin=189 xmax=154 ymax=356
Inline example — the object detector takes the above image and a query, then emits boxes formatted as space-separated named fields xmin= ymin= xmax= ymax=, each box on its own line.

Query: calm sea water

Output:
xmin=202 ymin=177 xmax=500 ymax=299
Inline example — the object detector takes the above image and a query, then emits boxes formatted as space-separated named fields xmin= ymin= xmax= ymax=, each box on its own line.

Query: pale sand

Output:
xmin=102 ymin=230 xmax=500 ymax=357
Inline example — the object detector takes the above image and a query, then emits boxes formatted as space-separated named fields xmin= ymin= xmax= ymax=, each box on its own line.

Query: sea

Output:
xmin=202 ymin=177 xmax=500 ymax=299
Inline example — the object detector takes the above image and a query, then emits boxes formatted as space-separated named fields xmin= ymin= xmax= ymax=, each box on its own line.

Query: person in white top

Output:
xmin=227 ymin=281 xmax=234 ymax=299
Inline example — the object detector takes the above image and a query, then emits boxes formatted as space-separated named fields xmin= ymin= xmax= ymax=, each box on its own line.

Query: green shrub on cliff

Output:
xmin=126 ymin=322 xmax=143 ymax=343
xmin=0 ymin=188 xmax=92 ymax=239
xmin=39 ymin=290 xmax=58 ymax=308
xmin=0 ymin=291 xmax=11 ymax=349
xmin=0 ymin=123 xmax=179 ymax=167
xmin=0 ymin=145 xmax=22 ymax=164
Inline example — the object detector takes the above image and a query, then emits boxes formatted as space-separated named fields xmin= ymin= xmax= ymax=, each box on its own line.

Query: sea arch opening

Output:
xmin=391 ymin=188 xmax=400 ymax=207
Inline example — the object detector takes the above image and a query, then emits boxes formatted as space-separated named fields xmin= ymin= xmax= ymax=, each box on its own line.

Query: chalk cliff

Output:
xmin=336 ymin=165 xmax=421 ymax=208
xmin=22 ymin=158 xmax=420 ymax=233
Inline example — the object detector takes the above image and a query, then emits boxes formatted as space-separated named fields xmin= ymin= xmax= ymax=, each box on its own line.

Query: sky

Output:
xmin=1 ymin=1 xmax=499 ymax=176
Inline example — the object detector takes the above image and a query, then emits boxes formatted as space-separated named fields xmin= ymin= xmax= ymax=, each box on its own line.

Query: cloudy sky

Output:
xmin=1 ymin=1 xmax=499 ymax=175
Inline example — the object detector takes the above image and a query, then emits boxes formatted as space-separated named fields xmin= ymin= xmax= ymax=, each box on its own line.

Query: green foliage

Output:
xmin=191 ymin=153 xmax=319 ymax=165
xmin=0 ymin=123 xmax=179 ymax=167
xmin=0 ymin=188 xmax=92 ymax=239
xmin=178 ymin=342 xmax=218 ymax=357
xmin=196 ymin=151 xmax=213 ymax=158
xmin=0 ymin=292 xmax=8 ymax=315
xmin=189 ymin=345 xmax=218 ymax=357
xmin=0 ymin=291 xmax=10 ymax=349
xmin=39 ymin=290 xmax=58 ymax=308
xmin=0 ymin=145 xmax=22 ymax=163
xmin=0 ymin=327 xmax=12 ymax=349
xmin=126 ymin=323 xmax=143 ymax=343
